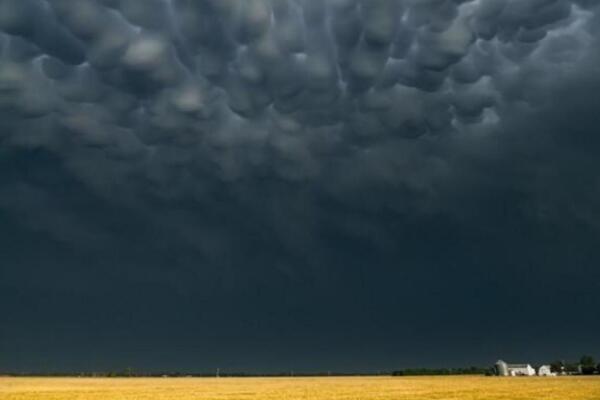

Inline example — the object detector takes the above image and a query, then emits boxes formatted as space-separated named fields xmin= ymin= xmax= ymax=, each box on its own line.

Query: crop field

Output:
xmin=1 ymin=376 xmax=600 ymax=400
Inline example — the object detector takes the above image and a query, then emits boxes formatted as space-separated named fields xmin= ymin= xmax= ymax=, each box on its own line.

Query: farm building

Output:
xmin=495 ymin=360 xmax=536 ymax=376
xmin=538 ymin=365 xmax=556 ymax=376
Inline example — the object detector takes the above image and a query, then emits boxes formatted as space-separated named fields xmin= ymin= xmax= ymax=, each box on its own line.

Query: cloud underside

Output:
xmin=0 ymin=0 xmax=599 ymax=288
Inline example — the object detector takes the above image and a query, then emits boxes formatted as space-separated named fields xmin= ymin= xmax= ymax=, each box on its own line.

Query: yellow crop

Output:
xmin=1 ymin=376 xmax=600 ymax=400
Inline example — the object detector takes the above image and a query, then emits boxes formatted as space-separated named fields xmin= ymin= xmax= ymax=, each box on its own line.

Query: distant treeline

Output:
xmin=0 ymin=371 xmax=390 ymax=378
xmin=551 ymin=355 xmax=600 ymax=375
xmin=392 ymin=367 xmax=490 ymax=376
xmin=392 ymin=355 xmax=600 ymax=377
xmin=4 ymin=356 xmax=599 ymax=378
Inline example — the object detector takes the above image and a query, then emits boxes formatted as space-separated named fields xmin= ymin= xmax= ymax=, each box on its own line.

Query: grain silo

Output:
xmin=495 ymin=360 xmax=509 ymax=376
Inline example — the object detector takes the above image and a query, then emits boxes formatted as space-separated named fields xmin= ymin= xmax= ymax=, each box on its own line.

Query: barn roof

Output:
xmin=506 ymin=364 xmax=531 ymax=368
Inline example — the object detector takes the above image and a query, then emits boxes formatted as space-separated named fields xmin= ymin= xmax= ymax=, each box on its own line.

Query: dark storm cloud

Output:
xmin=0 ymin=0 xmax=596 ymax=209
xmin=1 ymin=0 xmax=600 ymax=372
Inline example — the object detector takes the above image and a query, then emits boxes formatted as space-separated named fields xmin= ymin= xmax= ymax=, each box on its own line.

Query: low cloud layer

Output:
xmin=0 ymin=0 xmax=595 ymax=183
xmin=1 ymin=0 xmax=600 ymax=371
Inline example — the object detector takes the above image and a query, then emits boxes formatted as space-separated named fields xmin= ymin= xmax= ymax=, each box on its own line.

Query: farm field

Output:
xmin=1 ymin=376 xmax=600 ymax=400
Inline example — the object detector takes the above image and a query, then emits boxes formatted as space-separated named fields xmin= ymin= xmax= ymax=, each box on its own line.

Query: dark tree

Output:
xmin=580 ymin=356 xmax=596 ymax=375
xmin=550 ymin=360 xmax=564 ymax=374
xmin=580 ymin=355 xmax=595 ymax=367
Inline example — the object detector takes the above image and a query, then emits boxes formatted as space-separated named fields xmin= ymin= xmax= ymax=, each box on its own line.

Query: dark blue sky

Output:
xmin=1 ymin=0 xmax=600 ymax=373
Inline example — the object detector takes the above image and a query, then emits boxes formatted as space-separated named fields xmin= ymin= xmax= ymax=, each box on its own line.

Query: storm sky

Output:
xmin=1 ymin=0 xmax=600 ymax=373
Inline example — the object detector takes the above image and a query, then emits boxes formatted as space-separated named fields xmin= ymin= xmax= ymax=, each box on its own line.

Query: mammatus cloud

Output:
xmin=0 ymin=0 xmax=599 ymax=257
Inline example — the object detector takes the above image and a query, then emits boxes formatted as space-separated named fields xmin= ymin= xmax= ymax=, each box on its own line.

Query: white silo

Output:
xmin=495 ymin=360 xmax=509 ymax=376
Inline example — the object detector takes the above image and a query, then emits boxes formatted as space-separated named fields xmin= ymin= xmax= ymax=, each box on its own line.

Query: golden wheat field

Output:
xmin=1 ymin=376 xmax=600 ymax=400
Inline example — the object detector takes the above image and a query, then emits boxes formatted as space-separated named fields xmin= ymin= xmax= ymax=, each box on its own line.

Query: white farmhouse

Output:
xmin=538 ymin=365 xmax=556 ymax=376
xmin=495 ymin=360 xmax=536 ymax=376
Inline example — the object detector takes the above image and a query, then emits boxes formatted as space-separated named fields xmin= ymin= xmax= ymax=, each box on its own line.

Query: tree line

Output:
xmin=391 ymin=355 xmax=600 ymax=377
xmin=3 ymin=356 xmax=598 ymax=377
xmin=551 ymin=355 xmax=599 ymax=375
xmin=392 ymin=366 xmax=491 ymax=376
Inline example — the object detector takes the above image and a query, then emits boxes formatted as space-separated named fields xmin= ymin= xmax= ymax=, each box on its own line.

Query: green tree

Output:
xmin=580 ymin=355 xmax=595 ymax=367
xmin=580 ymin=356 xmax=596 ymax=375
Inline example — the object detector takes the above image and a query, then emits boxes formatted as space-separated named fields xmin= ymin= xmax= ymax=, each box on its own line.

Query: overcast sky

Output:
xmin=1 ymin=0 xmax=600 ymax=374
